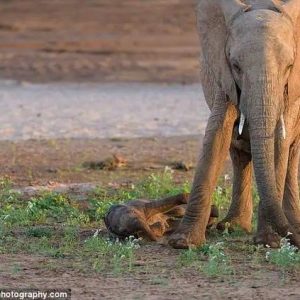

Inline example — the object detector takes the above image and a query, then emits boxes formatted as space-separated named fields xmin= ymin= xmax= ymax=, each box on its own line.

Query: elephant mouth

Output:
xmin=231 ymin=118 xmax=251 ymax=154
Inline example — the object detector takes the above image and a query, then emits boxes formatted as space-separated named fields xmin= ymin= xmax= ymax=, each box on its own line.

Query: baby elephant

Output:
xmin=104 ymin=193 xmax=219 ymax=241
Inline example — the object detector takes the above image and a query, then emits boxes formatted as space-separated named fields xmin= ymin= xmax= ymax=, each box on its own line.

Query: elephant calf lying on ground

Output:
xmin=104 ymin=193 xmax=219 ymax=241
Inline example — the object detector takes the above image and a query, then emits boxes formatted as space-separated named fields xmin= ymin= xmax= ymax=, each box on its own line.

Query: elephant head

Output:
xmin=197 ymin=0 xmax=300 ymax=240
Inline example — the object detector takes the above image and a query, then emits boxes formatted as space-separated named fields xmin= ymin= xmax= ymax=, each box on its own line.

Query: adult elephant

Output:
xmin=169 ymin=0 xmax=300 ymax=249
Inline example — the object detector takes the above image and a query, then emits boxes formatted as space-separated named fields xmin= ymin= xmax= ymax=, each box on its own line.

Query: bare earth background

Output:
xmin=0 ymin=81 xmax=209 ymax=141
xmin=0 ymin=1 xmax=300 ymax=299
xmin=0 ymin=0 xmax=199 ymax=83
xmin=0 ymin=0 xmax=208 ymax=187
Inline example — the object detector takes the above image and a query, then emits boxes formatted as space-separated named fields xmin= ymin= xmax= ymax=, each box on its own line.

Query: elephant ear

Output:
xmin=281 ymin=0 xmax=300 ymax=101
xmin=196 ymin=0 xmax=250 ymax=105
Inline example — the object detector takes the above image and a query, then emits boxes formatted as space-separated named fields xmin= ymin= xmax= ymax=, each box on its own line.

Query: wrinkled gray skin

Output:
xmin=104 ymin=193 xmax=219 ymax=241
xmin=169 ymin=0 xmax=300 ymax=249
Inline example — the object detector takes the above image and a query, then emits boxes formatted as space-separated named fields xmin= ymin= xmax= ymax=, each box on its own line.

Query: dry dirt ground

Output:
xmin=1 ymin=1 xmax=300 ymax=299
xmin=1 ymin=246 xmax=300 ymax=300
xmin=0 ymin=0 xmax=199 ymax=84
xmin=2 ymin=138 xmax=300 ymax=300
xmin=0 ymin=136 xmax=206 ymax=188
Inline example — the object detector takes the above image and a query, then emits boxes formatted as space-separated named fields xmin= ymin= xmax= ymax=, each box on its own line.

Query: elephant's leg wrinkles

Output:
xmin=168 ymin=101 xmax=237 ymax=249
xmin=283 ymin=139 xmax=300 ymax=234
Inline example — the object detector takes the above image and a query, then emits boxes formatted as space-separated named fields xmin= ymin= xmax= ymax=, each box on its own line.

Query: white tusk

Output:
xmin=239 ymin=113 xmax=246 ymax=135
xmin=280 ymin=115 xmax=286 ymax=140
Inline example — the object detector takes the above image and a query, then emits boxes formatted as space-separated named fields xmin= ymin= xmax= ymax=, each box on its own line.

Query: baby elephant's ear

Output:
xmin=197 ymin=0 xmax=248 ymax=105
xmin=282 ymin=0 xmax=300 ymax=101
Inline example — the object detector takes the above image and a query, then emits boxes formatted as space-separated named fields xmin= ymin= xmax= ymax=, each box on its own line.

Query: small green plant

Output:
xmin=201 ymin=243 xmax=233 ymax=277
xmin=0 ymin=177 xmax=20 ymax=203
xmin=25 ymin=226 xmax=53 ymax=238
xmin=265 ymin=235 xmax=300 ymax=269
xmin=250 ymin=244 xmax=265 ymax=266
xmin=83 ymin=236 xmax=140 ymax=274
xmin=0 ymin=191 xmax=87 ymax=228
xmin=60 ymin=226 xmax=80 ymax=254
xmin=28 ymin=236 xmax=64 ymax=258
xmin=123 ymin=168 xmax=189 ymax=200
xmin=178 ymin=248 xmax=200 ymax=267
xmin=213 ymin=185 xmax=232 ymax=212
xmin=178 ymin=243 xmax=234 ymax=278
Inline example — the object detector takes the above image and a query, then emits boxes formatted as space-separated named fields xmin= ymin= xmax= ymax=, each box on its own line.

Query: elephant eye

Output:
xmin=232 ymin=62 xmax=241 ymax=74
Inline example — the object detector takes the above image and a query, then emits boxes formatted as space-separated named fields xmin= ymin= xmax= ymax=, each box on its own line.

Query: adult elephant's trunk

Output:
xmin=247 ymin=85 xmax=290 ymax=237
xmin=250 ymin=124 xmax=290 ymax=236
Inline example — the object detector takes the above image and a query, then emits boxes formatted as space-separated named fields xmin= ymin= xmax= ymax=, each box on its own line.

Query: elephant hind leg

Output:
xmin=283 ymin=139 xmax=300 ymax=234
xmin=217 ymin=144 xmax=253 ymax=233
xmin=145 ymin=193 xmax=189 ymax=218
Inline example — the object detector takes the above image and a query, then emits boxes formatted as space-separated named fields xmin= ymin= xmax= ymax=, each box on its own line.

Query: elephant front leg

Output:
xmin=283 ymin=139 xmax=300 ymax=234
xmin=168 ymin=102 xmax=237 ymax=249
xmin=217 ymin=144 xmax=253 ymax=233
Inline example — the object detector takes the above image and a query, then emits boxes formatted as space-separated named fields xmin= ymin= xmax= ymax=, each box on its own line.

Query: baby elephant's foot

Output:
xmin=168 ymin=229 xmax=205 ymax=249
xmin=254 ymin=230 xmax=281 ymax=248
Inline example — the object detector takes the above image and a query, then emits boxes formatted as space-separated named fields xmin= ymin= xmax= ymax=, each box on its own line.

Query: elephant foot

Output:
xmin=216 ymin=217 xmax=252 ymax=234
xmin=168 ymin=229 xmax=205 ymax=249
xmin=253 ymin=229 xmax=281 ymax=248
xmin=287 ymin=229 xmax=300 ymax=249
xmin=284 ymin=210 xmax=300 ymax=234
xmin=292 ymin=224 xmax=300 ymax=235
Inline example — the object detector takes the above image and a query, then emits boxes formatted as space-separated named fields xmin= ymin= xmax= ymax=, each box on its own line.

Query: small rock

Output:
xmin=46 ymin=167 xmax=58 ymax=173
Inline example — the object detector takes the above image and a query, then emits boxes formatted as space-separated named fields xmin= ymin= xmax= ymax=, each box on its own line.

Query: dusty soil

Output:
xmin=0 ymin=135 xmax=212 ymax=188
xmin=0 ymin=0 xmax=199 ymax=84
xmin=1 ymin=241 xmax=300 ymax=300
xmin=1 ymin=137 xmax=300 ymax=300
xmin=0 ymin=82 xmax=209 ymax=141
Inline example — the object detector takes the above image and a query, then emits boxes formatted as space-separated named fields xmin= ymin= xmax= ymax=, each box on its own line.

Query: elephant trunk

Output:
xmin=250 ymin=125 xmax=290 ymax=236
xmin=247 ymin=85 xmax=290 ymax=237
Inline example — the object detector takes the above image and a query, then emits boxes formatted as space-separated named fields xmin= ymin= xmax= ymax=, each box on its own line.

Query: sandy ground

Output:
xmin=0 ymin=0 xmax=199 ymax=84
xmin=1 ymin=249 xmax=300 ymax=300
xmin=0 ymin=136 xmax=208 ymax=187
xmin=0 ymin=81 xmax=209 ymax=141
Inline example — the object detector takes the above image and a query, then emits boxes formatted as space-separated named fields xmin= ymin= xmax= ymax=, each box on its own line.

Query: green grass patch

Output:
xmin=1 ymin=172 xmax=298 ymax=278
xmin=266 ymin=236 xmax=300 ymax=269
xmin=82 ymin=236 xmax=140 ymax=274
xmin=0 ymin=171 xmax=187 ymax=274
xmin=178 ymin=243 xmax=234 ymax=278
